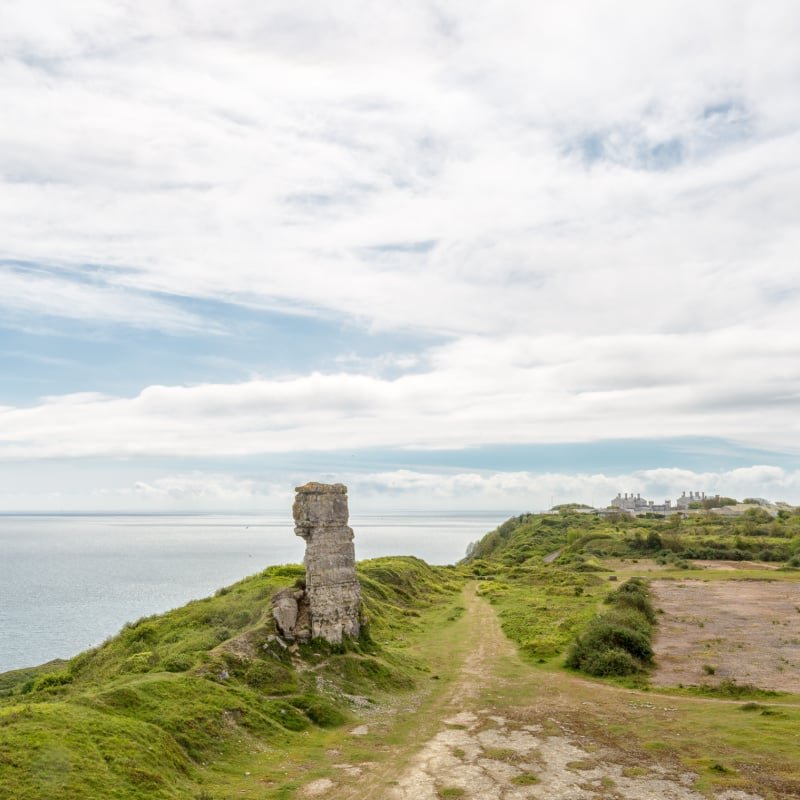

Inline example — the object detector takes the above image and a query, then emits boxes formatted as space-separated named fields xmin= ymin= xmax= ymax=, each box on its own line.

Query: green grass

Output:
xmin=437 ymin=787 xmax=465 ymax=798
xmin=475 ymin=567 xmax=602 ymax=660
xmin=464 ymin=507 xmax=800 ymax=571
xmin=0 ymin=556 xmax=462 ymax=799
xmin=0 ymin=660 xmax=69 ymax=698
xmin=461 ymin=507 xmax=800 ymax=667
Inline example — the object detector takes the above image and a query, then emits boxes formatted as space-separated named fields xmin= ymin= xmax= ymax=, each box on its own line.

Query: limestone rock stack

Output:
xmin=292 ymin=482 xmax=361 ymax=643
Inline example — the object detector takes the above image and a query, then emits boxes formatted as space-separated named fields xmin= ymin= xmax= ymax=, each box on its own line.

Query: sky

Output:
xmin=1 ymin=1 xmax=799 ymax=513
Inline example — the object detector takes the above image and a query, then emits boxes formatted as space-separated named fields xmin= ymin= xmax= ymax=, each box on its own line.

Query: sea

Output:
xmin=0 ymin=511 xmax=508 ymax=674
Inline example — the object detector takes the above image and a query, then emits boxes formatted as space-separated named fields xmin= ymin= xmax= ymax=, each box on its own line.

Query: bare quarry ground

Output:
xmin=386 ymin=707 xmax=759 ymax=800
xmin=651 ymin=579 xmax=800 ymax=692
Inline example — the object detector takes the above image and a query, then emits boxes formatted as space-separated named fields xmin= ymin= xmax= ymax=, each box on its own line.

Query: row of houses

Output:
xmin=609 ymin=491 xmax=709 ymax=515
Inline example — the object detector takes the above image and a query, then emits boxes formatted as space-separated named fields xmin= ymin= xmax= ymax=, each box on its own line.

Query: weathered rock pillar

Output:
xmin=293 ymin=482 xmax=361 ymax=643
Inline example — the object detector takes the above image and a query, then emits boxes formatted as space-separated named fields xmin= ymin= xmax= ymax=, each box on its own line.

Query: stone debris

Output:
xmin=333 ymin=763 xmax=364 ymax=778
xmin=343 ymin=693 xmax=373 ymax=708
xmin=300 ymin=777 xmax=335 ymax=797
xmin=271 ymin=587 xmax=311 ymax=642
xmin=444 ymin=711 xmax=479 ymax=728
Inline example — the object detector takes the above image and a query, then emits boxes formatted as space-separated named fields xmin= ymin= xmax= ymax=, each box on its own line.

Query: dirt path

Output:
xmin=321 ymin=585 xmax=766 ymax=800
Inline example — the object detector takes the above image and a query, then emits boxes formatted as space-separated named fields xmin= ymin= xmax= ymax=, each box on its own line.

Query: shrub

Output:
xmin=243 ymin=660 xmax=297 ymax=694
xmin=162 ymin=654 xmax=193 ymax=673
xmin=605 ymin=578 xmax=656 ymax=624
xmin=615 ymin=592 xmax=655 ymax=622
xmin=566 ymin=578 xmax=656 ymax=677
xmin=572 ymin=619 xmax=653 ymax=664
xmin=124 ymin=621 xmax=159 ymax=646
xmin=602 ymin=607 xmax=652 ymax=637
xmin=121 ymin=651 xmax=158 ymax=673
xmin=580 ymin=647 xmax=640 ymax=677
xmin=20 ymin=671 xmax=74 ymax=694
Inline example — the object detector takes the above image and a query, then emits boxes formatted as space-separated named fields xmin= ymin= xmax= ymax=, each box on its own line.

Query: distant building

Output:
xmin=675 ymin=491 xmax=707 ymax=511
xmin=610 ymin=492 xmax=673 ymax=515
xmin=609 ymin=490 xmax=712 ymax=515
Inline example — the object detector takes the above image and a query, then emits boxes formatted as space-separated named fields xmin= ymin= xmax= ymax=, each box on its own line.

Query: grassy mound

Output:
xmin=0 ymin=556 xmax=460 ymax=799
xmin=566 ymin=578 xmax=656 ymax=677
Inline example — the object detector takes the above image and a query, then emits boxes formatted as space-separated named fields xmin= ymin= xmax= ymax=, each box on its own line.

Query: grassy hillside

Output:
xmin=466 ymin=505 xmax=800 ymax=567
xmin=0 ymin=557 xmax=461 ymax=800
xmin=463 ymin=506 xmax=800 ymax=673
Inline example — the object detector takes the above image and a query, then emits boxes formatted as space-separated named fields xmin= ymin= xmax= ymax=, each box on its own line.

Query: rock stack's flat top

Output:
xmin=294 ymin=482 xmax=349 ymax=530
xmin=295 ymin=482 xmax=347 ymax=494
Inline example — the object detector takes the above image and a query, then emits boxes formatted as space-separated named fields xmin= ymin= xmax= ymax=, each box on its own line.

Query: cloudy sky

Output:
xmin=1 ymin=1 xmax=799 ymax=512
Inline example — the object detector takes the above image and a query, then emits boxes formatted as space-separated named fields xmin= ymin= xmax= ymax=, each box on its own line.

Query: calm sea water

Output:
xmin=0 ymin=511 xmax=506 ymax=673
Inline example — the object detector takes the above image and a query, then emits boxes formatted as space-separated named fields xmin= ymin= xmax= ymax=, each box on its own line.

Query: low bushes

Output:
xmin=565 ymin=578 xmax=656 ymax=677
xmin=607 ymin=576 xmax=656 ymax=623
xmin=19 ymin=671 xmax=73 ymax=694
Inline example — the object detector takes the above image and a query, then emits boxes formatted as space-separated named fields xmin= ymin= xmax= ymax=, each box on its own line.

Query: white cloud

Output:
xmin=343 ymin=465 xmax=800 ymax=508
xmin=40 ymin=465 xmax=800 ymax=512
xmin=0 ymin=325 xmax=798 ymax=459
xmin=0 ymin=265 xmax=215 ymax=333
xmin=0 ymin=1 xmax=798 ymax=341
xmin=121 ymin=472 xmax=291 ymax=508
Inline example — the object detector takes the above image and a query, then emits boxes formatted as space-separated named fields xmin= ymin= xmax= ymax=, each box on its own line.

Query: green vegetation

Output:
xmin=466 ymin=504 xmax=800 ymax=568
xmin=463 ymin=508 xmax=800 ymax=796
xmin=475 ymin=566 xmax=601 ymax=660
xmin=462 ymin=505 xmax=800 ymax=672
xmin=0 ymin=660 xmax=68 ymax=697
xmin=565 ymin=578 xmax=655 ymax=676
xmin=465 ymin=511 xmax=634 ymax=664
xmin=0 ymin=556 xmax=461 ymax=799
